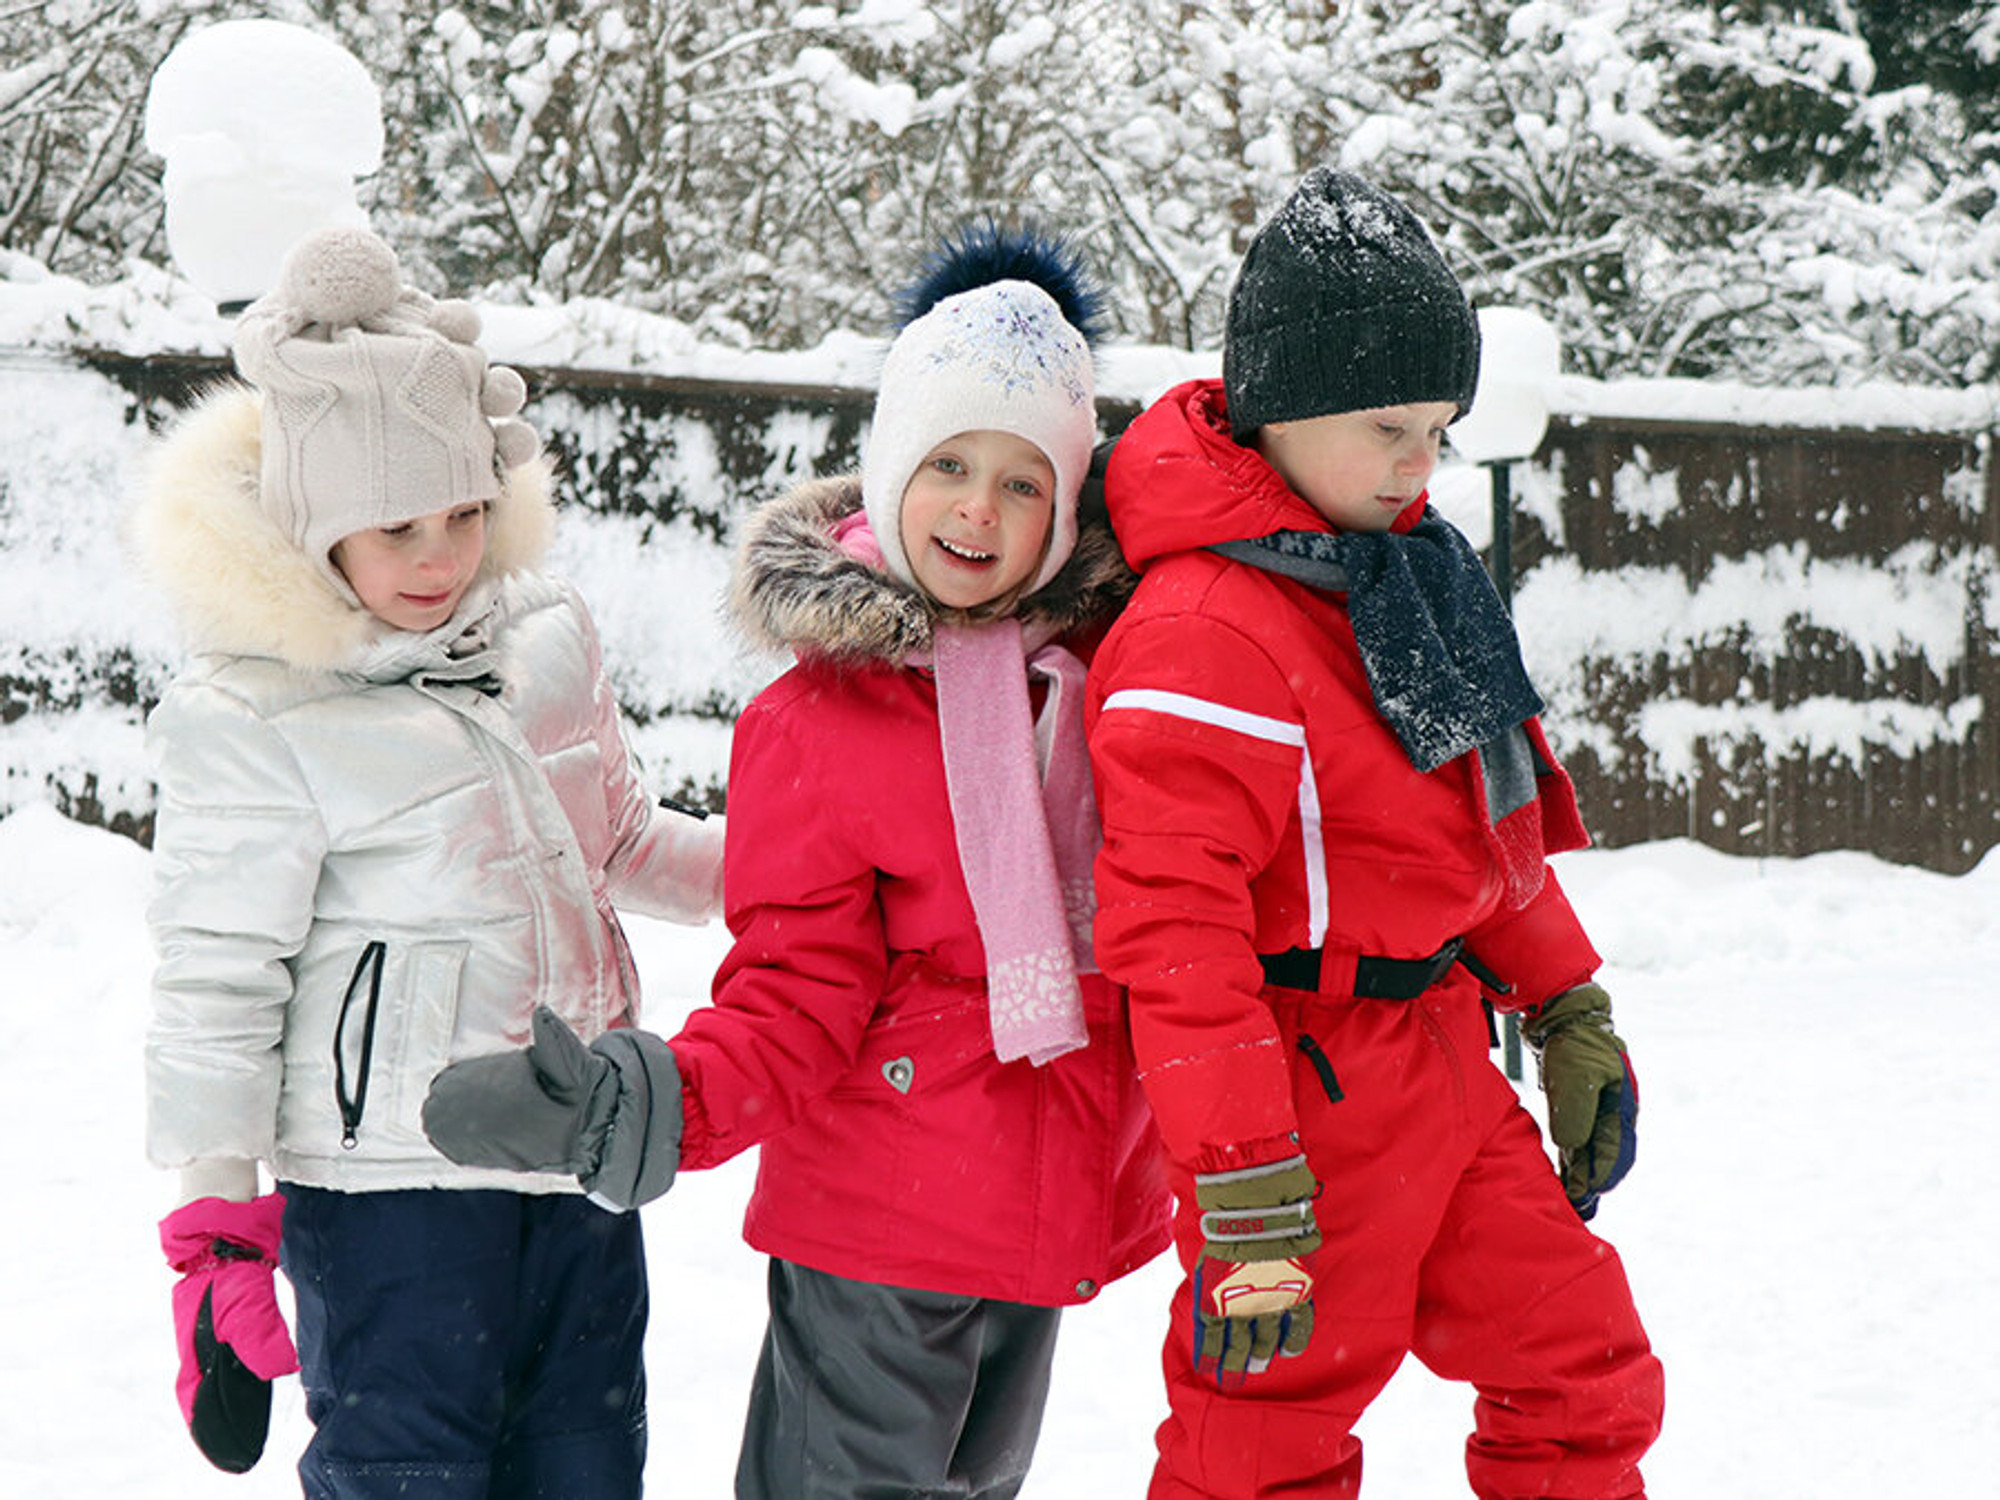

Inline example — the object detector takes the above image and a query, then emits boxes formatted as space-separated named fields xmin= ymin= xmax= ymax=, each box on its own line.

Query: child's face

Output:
xmin=899 ymin=430 xmax=1056 ymax=610
xmin=331 ymin=502 xmax=488 ymax=632
xmin=1255 ymin=401 xmax=1458 ymax=533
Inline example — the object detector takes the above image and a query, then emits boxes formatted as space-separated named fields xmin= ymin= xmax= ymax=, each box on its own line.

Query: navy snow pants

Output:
xmin=736 ymin=1258 xmax=1062 ymax=1499
xmin=279 ymin=1184 xmax=648 ymax=1499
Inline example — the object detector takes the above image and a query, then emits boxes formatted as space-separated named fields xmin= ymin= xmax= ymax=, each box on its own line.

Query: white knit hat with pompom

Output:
xmin=859 ymin=224 xmax=1103 ymax=602
xmin=230 ymin=226 xmax=540 ymax=600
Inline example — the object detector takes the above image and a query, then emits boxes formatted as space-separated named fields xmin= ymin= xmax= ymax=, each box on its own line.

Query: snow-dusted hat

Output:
xmin=1224 ymin=168 xmax=1480 ymax=440
xmin=862 ymin=224 xmax=1102 ymax=599
xmin=230 ymin=226 xmax=540 ymax=599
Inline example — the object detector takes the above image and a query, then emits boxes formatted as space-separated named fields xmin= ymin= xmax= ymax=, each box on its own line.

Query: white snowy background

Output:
xmin=1 ymin=802 xmax=1995 ymax=1497
xmin=3 ymin=12 xmax=1999 ymax=1497
xmin=5 ymin=195 xmax=1997 ymax=1500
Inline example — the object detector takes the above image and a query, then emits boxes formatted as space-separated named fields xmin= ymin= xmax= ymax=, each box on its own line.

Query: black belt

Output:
xmin=1259 ymin=937 xmax=1510 ymax=1000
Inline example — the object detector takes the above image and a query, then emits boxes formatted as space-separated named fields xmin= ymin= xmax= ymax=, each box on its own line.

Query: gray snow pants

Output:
xmin=735 ymin=1258 xmax=1062 ymax=1499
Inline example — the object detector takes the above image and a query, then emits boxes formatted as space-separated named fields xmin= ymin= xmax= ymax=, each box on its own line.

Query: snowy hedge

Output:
xmin=0 ymin=350 xmax=857 ymax=837
xmin=2 ymin=344 xmax=1995 ymax=872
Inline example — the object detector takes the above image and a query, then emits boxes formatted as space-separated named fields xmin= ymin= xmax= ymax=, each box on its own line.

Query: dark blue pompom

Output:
xmin=895 ymin=221 xmax=1106 ymax=345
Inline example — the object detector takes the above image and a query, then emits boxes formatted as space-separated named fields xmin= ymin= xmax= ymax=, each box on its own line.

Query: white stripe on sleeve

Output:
xmin=1100 ymin=688 xmax=1305 ymax=746
xmin=1098 ymin=687 xmax=1327 ymax=946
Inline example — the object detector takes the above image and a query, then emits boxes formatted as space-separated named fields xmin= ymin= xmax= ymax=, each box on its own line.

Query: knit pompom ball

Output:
xmin=428 ymin=297 xmax=483 ymax=345
xmin=279 ymin=227 xmax=402 ymax=328
xmin=493 ymin=417 xmax=540 ymax=468
xmin=480 ymin=364 xmax=527 ymax=418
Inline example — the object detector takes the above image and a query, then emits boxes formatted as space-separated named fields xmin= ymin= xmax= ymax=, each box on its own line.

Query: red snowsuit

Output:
xmin=668 ymin=478 xmax=1171 ymax=1308
xmin=1086 ymin=381 xmax=1663 ymax=1498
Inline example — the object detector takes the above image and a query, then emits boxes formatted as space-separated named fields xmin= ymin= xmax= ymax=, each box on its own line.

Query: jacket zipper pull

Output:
xmin=333 ymin=941 xmax=387 ymax=1150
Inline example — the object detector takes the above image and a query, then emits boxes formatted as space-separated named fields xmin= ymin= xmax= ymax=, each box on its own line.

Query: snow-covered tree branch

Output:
xmin=4 ymin=0 xmax=1997 ymax=386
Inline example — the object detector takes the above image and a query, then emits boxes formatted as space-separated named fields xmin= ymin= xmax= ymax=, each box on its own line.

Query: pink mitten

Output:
xmin=159 ymin=1193 xmax=300 ymax=1473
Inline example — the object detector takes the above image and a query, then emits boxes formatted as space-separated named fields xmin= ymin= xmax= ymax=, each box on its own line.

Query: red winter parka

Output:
xmin=668 ymin=478 xmax=1171 ymax=1306
xmin=1086 ymin=380 xmax=1601 ymax=1175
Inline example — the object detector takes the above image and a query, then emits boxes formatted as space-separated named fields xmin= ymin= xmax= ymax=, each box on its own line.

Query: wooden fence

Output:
xmin=5 ymin=350 xmax=1994 ymax=873
xmin=1512 ymin=414 xmax=1994 ymax=872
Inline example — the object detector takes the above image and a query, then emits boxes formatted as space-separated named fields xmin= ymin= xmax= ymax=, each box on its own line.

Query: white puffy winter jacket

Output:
xmin=136 ymin=388 xmax=724 ymax=1193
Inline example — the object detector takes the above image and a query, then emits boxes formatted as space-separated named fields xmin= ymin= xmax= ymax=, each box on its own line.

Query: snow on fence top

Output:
xmin=6 ymin=256 xmax=1995 ymax=433
xmin=1543 ymin=373 xmax=2000 ymax=436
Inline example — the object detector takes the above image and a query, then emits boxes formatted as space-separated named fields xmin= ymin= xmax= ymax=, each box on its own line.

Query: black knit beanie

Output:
xmin=1223 ymin=168 xmax=1480 ymax=441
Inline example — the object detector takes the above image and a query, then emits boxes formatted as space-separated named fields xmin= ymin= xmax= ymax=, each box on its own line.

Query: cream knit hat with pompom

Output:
xmin=230 ymin=226 xmax=540 ymax=600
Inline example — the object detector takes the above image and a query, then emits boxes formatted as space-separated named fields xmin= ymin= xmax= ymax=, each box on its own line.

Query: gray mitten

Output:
xmin=421 ymin=1006 xmax=682 ymax=1210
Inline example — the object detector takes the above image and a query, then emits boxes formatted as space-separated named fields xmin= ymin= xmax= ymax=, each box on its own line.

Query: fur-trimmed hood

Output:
xmin=729 ymin=475 xmax=1134 ymax=668
xmin=129 ymin=384 xmax=557 ymax=672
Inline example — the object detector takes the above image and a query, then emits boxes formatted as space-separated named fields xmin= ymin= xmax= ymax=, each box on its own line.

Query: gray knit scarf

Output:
xmin=1212 ymin=511 xmax=1543 ymax=822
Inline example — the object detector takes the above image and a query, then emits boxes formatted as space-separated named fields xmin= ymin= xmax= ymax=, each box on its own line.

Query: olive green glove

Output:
xmin=1523 ymin=982 xmax=1638 ymax=1220
xmin=1192 ymin=1153 xmax=1323 ymax=1376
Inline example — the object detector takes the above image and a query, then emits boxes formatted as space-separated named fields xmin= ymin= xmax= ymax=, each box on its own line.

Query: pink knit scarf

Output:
xmin=933 ymin=617 xmax=1096 ymax=1066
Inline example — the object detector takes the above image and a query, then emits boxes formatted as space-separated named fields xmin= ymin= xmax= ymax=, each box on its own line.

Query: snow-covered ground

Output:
xmin=1 ymin=799 xmax=1993 ymax=1496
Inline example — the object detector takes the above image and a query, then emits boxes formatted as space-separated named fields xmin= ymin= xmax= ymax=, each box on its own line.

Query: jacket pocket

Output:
xmin=324 ymin=938 xmax=470 ymax=1152
xmin=827 ymin=992 xmax=983 ymax=1106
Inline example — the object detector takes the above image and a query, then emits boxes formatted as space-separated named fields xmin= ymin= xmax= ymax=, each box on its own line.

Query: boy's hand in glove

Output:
xmin=422 ymin=1005 xmax=683 ymax=1211
xmin=1192 ymin=1152 xmax=1323 ymax=1376
xmin=159 ymin=1193 xmax=299 ymax=1473
xmin=1524 ymin=982 xmax=1639 ymax=1220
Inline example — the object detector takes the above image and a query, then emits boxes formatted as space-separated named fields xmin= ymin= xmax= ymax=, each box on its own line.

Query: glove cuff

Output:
xmin=1195 ymin=1154 xmax=1322 ymax=1260
xmin=580 ymin=1029 xmax=684 ymax=1211
xmin=1523 ymin=980 xmax=1614 ymax=1048
xmin=160 ymin=1192 xmax=287 ymax=1271
xmin=1198 ymin=1200 xmax=1318 ymax=1258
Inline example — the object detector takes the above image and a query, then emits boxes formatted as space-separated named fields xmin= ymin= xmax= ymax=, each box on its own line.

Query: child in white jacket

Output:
xmin=135 ymin=227 xmax=722 ymax=1495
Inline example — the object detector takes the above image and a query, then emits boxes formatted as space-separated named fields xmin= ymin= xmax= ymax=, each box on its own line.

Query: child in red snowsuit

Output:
xmin=1085 ymin=168 xmax=1664 ymax=1498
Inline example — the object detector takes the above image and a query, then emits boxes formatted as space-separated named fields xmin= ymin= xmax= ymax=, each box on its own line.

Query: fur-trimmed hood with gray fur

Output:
xmin=729 ymin=474 xmax=1134 ymax=668
xmin=130 ymin=384 xmax=556 ymax=673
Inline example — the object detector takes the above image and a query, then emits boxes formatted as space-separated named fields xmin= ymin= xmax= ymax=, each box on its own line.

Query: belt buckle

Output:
xmin=1423 ymin=936 xmax=1466 ymax=989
